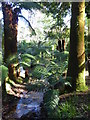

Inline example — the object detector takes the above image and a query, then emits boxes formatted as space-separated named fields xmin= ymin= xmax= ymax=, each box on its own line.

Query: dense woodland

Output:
xmin=0 ymin=1 xmax=90 ymax=120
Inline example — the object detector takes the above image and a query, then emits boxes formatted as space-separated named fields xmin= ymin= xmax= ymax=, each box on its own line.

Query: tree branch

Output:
xmin=18 ymin=15 xmax=36 ymax=35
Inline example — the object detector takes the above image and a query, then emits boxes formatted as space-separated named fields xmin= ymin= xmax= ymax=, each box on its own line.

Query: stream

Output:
xmin=4 ymin=56 xmax=45 ymax=120
xmin=14 ymin=91 xmax=44 ymax=119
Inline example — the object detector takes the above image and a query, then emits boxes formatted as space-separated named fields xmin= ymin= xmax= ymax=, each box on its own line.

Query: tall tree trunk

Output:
xmin=2 ymin=2 xmax=18 ymax=62
xmin=2 ymin=3 xmax=18 ymax=80
xmin=67 ymin=2 xmax=87 ymax=91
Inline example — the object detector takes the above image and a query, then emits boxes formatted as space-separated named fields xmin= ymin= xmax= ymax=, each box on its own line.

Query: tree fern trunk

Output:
xmin=67 ymin=2 xmax=87 ymax=91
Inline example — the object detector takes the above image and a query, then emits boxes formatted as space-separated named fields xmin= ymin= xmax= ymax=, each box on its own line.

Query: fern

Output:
xmin=19 ymin=61 xmax=30 ymax=68
xmin=43 ymin=89 xmax=60 ymax=119
xmin=32 ymin=65 xmax=49 ymax=79
xmin=21 ymin=53 xmax=36 ymax=60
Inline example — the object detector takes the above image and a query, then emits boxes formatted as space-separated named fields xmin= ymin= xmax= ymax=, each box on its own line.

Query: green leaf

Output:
xmin=21 ymin=53 xmax=36 ymax=60
xmin=19 ymin=62 xmax=30 ymax=68
xmin=51 ymin=61 xmax=58 ymax=67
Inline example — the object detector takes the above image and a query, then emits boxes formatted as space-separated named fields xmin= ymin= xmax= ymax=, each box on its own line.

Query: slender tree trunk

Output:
xmin=67 ymin=2 xmax=87 ymax=91
xmin=2 ymin=2 xmax=18 ymax=62
xmin=57 ymin=40 xmax=62 ymax=52
xmin=62 ymin=40 xmax=65 ymax=51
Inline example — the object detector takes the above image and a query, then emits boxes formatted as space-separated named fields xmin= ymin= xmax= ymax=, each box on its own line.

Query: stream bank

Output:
xmin=2 ymin=78 xmax=45 ymax=120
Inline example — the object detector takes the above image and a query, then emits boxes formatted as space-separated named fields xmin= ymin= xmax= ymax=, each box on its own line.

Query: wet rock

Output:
xmin=15 ymin=91 xmax=44 ymax=119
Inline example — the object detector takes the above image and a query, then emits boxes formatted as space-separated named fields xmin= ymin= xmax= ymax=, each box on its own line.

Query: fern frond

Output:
xmin=21 ymin=53 xmax=36 ymax=60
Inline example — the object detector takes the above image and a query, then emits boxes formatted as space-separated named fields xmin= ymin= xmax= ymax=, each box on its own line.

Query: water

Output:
xmin=19 ymin=66 xmax=25 ymax=78
xmin=15 ymin=91 xmax=44 ymax=118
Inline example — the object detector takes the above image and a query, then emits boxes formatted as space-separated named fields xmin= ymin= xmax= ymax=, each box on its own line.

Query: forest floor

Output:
xmin=58 ymin=76 xmax=90 ymax=119
xmin=2 ymin=76 xmax=90 ymax=120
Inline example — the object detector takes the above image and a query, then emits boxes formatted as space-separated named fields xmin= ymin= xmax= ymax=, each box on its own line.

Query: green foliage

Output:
xmin=6 ymin=54 xmax=18 ymax=66
xmin=58 ymin=96 xmax=89 ymax=119
xmin=4 ymin=40 xmax=69 ymax=93
xmin=26 ymin=81 xmax=45 ymax=91
xmin=19 ymin=62 xmax=30 ymax=69
xmin=20 ymin=53 xmax=36 ymax=69
xmin=19 ymin=2 xmax=42 ymax=10
xmin=44 ymin=93 xmax=89 ymax=119
xmin=46 ymin=51 xmax=69 ymax=85
xmin=32 ymin=65 xmax=49 ymax=79
xmin=85 ymin=34 xmax=89 ymax=60
xmin=85 ymin=2 xmax=90 ymax=18
xmin=41 ymin=2 xmax=70 ymax=40
xmin=21 ymin=53 xmax=36 ymax=60
xmin=0 ymin=65 xmax=8 ymax=84
xmin=17 ymin=41 xmax=69 ymax=85
xmin=0 ymin=52 xmax=2 ymax=65
xmin=58 ymin=101 xmax=77 ymax=119
xmin=41 ymin=2 xmax=70 ymax=18
xmin=17 ymin=40 xmax=28 ymax=54
xmin=43 ymin=89 xmax=60 ymax=119
xmin=88 ymin=103 xmax=90 ymax=110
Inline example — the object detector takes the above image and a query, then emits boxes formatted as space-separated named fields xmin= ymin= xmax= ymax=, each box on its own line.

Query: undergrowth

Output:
xmin=43 ymin=90 xmax=89 ymax=119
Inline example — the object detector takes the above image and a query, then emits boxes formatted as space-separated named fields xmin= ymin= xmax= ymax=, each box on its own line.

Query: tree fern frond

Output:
xmin=21 ymin=53 xmax=36 ymax=60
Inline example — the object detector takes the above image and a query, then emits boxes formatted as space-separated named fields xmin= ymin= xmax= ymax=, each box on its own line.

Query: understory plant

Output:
xmin=43 ymin=93 xmax=89 ymax=119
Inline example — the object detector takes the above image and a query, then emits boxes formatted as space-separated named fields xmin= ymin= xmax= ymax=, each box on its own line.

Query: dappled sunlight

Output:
xmin=1 ymin=1 xmax=90 ymax=120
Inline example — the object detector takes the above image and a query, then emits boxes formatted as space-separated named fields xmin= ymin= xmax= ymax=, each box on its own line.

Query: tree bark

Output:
xmin=57 ymin=40 xmax=62 ymax=52
xmin=2 ymin=2 xmax=18 ymax=62
xmin=62 ymin=40 xmax=65 ymax=51
xmin=2 ymin=3 xmax=18 ymax=80
xmin=87 ymin=6 xmax=90 ymax=76
xmin=67 ymin=2 xmax=87 ymax=91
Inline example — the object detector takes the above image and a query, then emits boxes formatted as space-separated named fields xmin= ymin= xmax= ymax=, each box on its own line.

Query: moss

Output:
xmin=67 ymin=2 xmax=86 ymax=91
xmin=16 ymin=78 xmax=23 ymax=84
xmin=76 ymin=68 xmax=88 ymax=91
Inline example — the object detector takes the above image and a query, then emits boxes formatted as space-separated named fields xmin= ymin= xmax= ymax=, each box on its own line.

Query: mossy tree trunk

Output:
xmin=67 ymin=2 xmax=87 ymax=91
xmin=87 ymin=15 xmax=90 ymax=76
xmin=2 ymin=3 xmax=18 ymax=80
xmin=85 ymin=2 xmax=90 ymax=76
